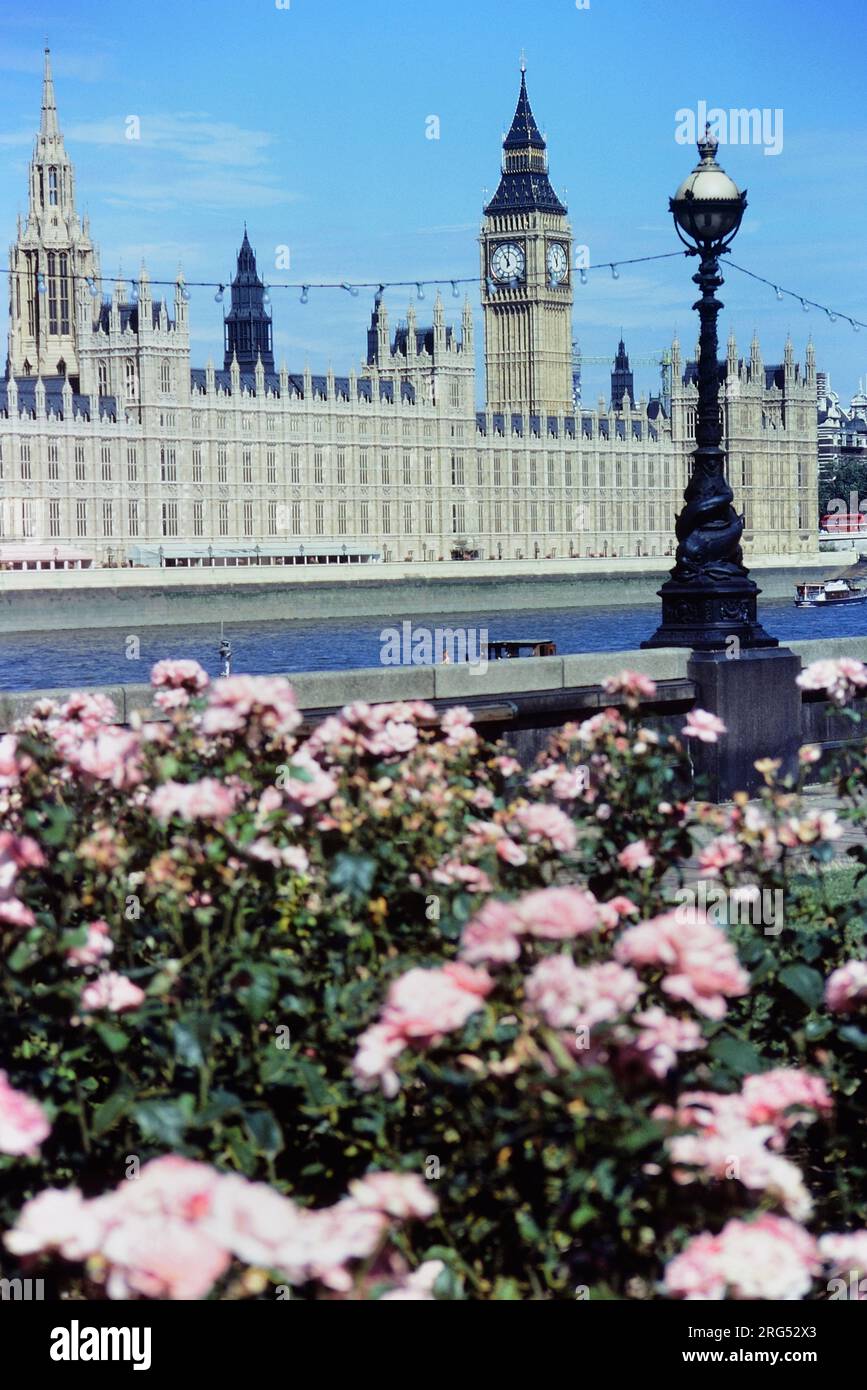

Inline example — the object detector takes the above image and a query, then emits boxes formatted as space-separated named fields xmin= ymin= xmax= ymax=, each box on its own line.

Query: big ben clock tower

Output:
xmin=480 ymin=63 xmax=573 ymax=415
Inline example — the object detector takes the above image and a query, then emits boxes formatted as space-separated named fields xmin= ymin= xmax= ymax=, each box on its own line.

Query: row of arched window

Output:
xmin=95 ymin=358 xmax=174 ymax=399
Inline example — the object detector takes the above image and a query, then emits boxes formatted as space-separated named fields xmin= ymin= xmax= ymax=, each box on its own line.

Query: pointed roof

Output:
xmin=485 ymin=67 xmax=566 ymax=216
xmin=235 ymin=228 xmax=258 ymax=280
xmin=503 ymin=71 xmax=546 ymax=152
xmin=40 ymin=48 xmax=59 ymax=139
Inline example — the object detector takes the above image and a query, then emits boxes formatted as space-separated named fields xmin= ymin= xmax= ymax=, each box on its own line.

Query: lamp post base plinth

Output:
xmin=641 ymin=577 xmax=778 ymax=652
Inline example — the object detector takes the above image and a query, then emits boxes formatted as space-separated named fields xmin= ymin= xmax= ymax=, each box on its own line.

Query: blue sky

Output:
xmin=0 ymin=0 xmax=865 ymax=405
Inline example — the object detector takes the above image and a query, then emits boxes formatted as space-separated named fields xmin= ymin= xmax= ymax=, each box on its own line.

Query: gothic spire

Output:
xmin=223 ymin=227 xmax=274 ymax=373
xmin=40 ymin=47 xmax=59 ymax=140
xmin=484 ymin=65 xmax=566 ymax=216
xmin=502 ymin=69 xmax=546 ymax=152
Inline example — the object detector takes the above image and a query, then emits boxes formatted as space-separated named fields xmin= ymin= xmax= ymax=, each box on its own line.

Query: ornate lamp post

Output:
xmin=643 ymin=126 xmax=776 ymax=650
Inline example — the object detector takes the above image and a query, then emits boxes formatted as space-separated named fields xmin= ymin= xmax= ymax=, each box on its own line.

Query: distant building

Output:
xmin=0 ymin=51 xmax=817 ymax=568
xmin=223 ymin=230 xmax=274 ymax=375
xmin=818 ymin=376 xmax=867 ymax=488
xmin=610 ymin=338 xmax=635 ymax=411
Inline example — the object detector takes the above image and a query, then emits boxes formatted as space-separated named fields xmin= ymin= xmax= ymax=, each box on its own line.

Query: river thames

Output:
xmin=2 ymin=595 xmax=867 ymax=692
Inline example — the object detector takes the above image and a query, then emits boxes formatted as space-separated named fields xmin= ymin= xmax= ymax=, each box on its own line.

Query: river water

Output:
xmin=1 ymin=595 xmax=866 ymax=692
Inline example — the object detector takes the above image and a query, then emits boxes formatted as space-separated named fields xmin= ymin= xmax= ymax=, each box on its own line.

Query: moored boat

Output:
xmin=794 ymin=578 xmax=867 ymax=608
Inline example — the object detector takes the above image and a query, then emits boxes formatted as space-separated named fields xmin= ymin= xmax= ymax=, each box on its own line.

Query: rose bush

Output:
xmin=0 ymin=657 xmax=865 ymax=1298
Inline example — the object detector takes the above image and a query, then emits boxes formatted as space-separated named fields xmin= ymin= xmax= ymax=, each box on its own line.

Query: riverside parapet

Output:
xmin=0 ymin=551 xmax=851 ymax=634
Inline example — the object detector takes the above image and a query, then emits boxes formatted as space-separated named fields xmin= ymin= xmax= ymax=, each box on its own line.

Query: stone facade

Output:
xmin=0 ymin=52 xmax=817 ymax=568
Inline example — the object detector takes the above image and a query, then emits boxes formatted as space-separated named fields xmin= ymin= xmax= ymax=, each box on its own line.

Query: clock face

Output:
xmin=490 ymin=242 xmax=526 ymax=283
xmin=547 ymin=242 xmax=569 ymax=284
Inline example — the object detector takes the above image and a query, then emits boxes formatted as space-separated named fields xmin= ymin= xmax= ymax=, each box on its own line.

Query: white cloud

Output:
xmin=0 ymin=46 xmax=108 ymax=83
xmin=66 ymin=114 xmax=277 ymax=169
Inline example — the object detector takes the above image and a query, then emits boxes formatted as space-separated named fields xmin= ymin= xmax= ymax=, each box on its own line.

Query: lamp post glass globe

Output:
xmin=669 ymin=125 xmax=747 ymax=251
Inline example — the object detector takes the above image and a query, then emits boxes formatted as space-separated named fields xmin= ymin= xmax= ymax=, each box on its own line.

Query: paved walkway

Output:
xmin=677 ymin=783 xmax=866 ymax=884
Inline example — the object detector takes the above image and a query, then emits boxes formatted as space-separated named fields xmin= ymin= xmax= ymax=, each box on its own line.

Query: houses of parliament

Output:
xmin=0 ymin=51 xmax=817 ymax=567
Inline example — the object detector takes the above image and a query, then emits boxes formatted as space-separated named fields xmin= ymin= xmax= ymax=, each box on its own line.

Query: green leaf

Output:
xmin=709 ymin=1035 xmax=765 ymax=1076
xmin=7 ymin=940 xmax=38 ymax=973
xmin=93 ymin=1021 xmax=130 ymax=1054
xmin=779 ymin=963 xmax=825 ymax=1009
xmin=236 ymin=965 xmax=278 ymax=1022
xmin=40 ymin=805 xmax=76 ymax=847
xmin=244 ymin=1108 xmax=285 ymax=1156
xmin=173 ymin=1016 xmax=211 ymax=1069
xmin=738 ymin=936 xmax=768 ymax=965
xmin=838 ymin=1024 xmax=867 ymax=1051
xmin=799 ymin=935 xmax=825 ymax=963
xmin=618 ymin=1120 xmax=665 ymax=1154
xmin=805 ymin=1017 xmax=831 ymax=1040
xmin=92 ymin=1089 xmax=130 ymax=1136
xmin=225 ymin=1124 xmax=257 ymax=1176
xmin=568 ymin=1203 xmax=598 ymax=1232
xmin=515 ymin=1209 xmax=541 ymax=1243
xmin=296 ymin=1057 xmax=330 ymax=1108
xmin=133 ymin=1097 xmax=193 ymax=1146
xmin=196 ymin=1090 xmax=242 ymax=1125
xmin=260 ymin=1045 xmax=291 ymax=1086
xmin=329 ymin=852 xmax=377 ymax=901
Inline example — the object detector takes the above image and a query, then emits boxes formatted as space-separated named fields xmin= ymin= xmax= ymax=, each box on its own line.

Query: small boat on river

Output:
xmin=794 ymin=579 xmax=867 ymax=608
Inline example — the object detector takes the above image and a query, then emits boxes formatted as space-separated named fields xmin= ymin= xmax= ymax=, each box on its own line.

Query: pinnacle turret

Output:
xmin=39 ymin=48 xmax=59 ymax=140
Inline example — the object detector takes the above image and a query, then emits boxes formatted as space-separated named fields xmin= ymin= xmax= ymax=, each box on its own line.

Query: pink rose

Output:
xmin=825 ymin=960 xmax=867 ymax=1013
xmin=74 ymin=728 xmax=144 ymax=789
xmin=353 ymin=962 xmax=493 ymax=1094
xmin=202 ymin=674 xmax=301 ymax=744
xmin=66 ymin=919 xmax=114 ymax=968
xmin=624 ymin=1007 xmax=704 ymax=1078
xmin=741 ymin=1068 xmax=832 ymax=1132
xmin=149 ymin=778 xmax=239 ymax=824
xmin=525 ymin=955 xmax=642 ymax=1030
xmin=282 ymin=751 xmax=338 ymax=809
xmin=601 ymin=669 xmax=658 ymax=702
xmin=664 ymin=1215 xmax=820 ymax=1301
xmin=496 ymin=837 xmax=528 ymax=866
xmin=80 ymin=972 xmax=145 ymax=1014
xmin=511 ymin=803 xmax=577 ymax=852
xmin=0 ymin=734 xmax=23 ymax=789
xmin=0 ymin=1071 xmax=51 ymax=1156
xmin=347 ymin=1172 xmax=437 ymax=1220
xmin=617 ymin=839 xmax=654 ymax=872
xmin=0 ymin=831 xmax=45 ymax=928
xmin=616 ymin=908 xmax=749 ymax=1019
xmin=797 ymin=658 xmax=867 ymax=705
xmin=4 ymin=1188 xmax=101 ymax=1259
xmin=682 ymin=709 xmax=727 ymax=743
xmin=516 ymin=885 xmax=600 ymax=939
xmin=697 ymin=834 xmax=744 ymax=875
xmin=460 ymin=899 xmax=523 ymax=966
xmin=151 ymin=659 xmax=209 ymax=692
xmin=352 ymin=1022 xmax=406 ymax=1097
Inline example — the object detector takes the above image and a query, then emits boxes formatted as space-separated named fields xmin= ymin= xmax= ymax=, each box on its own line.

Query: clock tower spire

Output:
xmin=480 ymin=65 xmax=573 ymax=415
